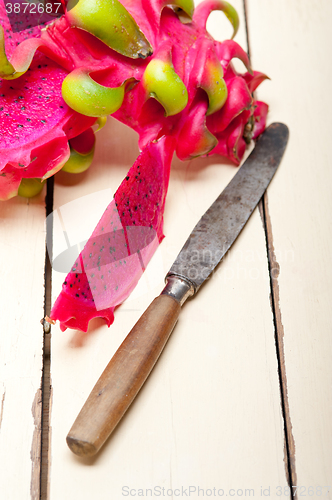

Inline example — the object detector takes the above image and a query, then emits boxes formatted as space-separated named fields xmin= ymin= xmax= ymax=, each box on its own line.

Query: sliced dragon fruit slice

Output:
xmin=50 ymin=136 xmax=175 ymax=332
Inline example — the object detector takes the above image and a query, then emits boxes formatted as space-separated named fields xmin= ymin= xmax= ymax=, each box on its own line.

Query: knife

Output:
xmin=66 ymin=122 xmax=289 ymax=457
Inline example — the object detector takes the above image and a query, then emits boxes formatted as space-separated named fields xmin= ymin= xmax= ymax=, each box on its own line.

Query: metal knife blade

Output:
xmin=166 ymin=122 xmax=289 ymax=295
xmin=66 ymin=122 xmax=289 ymax=458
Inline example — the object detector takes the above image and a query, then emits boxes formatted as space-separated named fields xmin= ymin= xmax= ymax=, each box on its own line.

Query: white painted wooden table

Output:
xmin=0 ymin=1 xmax=331 ymax=499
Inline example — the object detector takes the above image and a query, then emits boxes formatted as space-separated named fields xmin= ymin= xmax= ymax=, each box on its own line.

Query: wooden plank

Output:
xmin=0 ymin=194 xmax=46 ymax=500
xmin=48 ymin=1 xmax=288 ymax=498
xmin=247 ymin=0 xmax=332 ymax=495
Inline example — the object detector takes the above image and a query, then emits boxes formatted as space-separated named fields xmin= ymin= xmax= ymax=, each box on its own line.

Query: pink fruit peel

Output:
xmin=51 ymin=136 xmax=175 ymax=332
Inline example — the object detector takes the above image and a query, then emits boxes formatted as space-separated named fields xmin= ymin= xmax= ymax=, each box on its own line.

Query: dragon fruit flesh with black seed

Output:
xmin=0 ymin=0 xmax=269 ymax=331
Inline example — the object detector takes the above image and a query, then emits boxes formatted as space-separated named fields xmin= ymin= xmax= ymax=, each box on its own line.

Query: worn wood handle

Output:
xmin=66 ymin=294 xmax=181 ymax=457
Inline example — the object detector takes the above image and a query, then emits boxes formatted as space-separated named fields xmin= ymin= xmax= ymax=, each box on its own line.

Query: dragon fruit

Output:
xmin=0 ymin=0 xmax=269 ymax=331
xmin=0 ymin=0 xmax=96 ymax=199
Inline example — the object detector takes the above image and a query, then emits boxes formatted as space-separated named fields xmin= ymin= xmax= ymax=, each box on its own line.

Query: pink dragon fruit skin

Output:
xmin=0 ymin=1 xmax=96 ymax=200
xmin=0 ymin=0 xmax=269 ymax=331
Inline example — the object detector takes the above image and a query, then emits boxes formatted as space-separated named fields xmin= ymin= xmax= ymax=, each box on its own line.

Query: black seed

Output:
xmin=76 ymin=293 xmax=79 ymax=298
xmin=70 ymin=284 xmax=73 ymax=288
xmin=75 ymin=274 xmax=78 ymax=278
xmin=18 ymin=96 xmax=23 ymax=99
xmin=17 ymin=124 xmax=23 ymax=128
xmin=27 ymin=118 xmax=31 ymax=122
xmin=0 ymin=107 xmax=3 ymax=111
xmin=125 ymin=176 xmax=129 ymax=180
xmin=21 ymin=106 xmax=26 ymax=110
xmin=41 ymin=119 xmax=46 ymax=123
xmin=64 ymin=281 xmax=67 ymax=285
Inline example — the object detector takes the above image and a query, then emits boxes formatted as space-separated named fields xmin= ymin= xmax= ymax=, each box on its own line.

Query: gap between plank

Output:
xmin=242 ymin=0 xmax=297 ymax=496
xmin=259 ymin=196 xmax=298 ymax=493
xmin=40 ymin=177 xmax=54 ymax=500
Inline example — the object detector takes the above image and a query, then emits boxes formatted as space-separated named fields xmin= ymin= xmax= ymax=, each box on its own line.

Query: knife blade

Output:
xmin=66 ymin=122 xmax=289 ymax=457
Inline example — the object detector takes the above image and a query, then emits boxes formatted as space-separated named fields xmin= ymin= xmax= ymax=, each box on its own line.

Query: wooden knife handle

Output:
xmin=66 ymin=294 xmax=181 ymax=457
